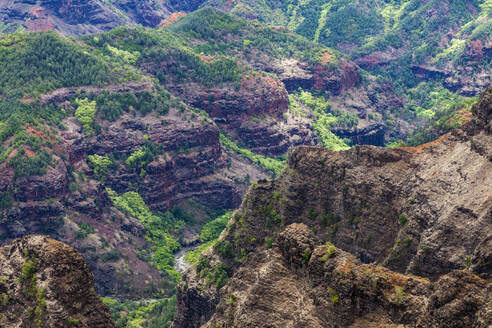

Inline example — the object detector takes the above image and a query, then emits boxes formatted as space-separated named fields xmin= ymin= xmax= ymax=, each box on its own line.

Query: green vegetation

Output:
xmin=302 ymin=249 xmax=311 ymax=266
xmin=87 ymin=154 xmax=114 ymax=180
xmin=320 ymin=242 xmax=336 ymax=261
xmin=125 ymin=141 xmax=160 ymax=174
xmin=220 ymin=134 xmax=285 ymax=177
xmin=399 ymin=213 xmax=408 ymax=226
xmin=465 ymin=256 xmax=472 ymax=269
xmin=210 ymin=0 xmax=488 ymax=97
xmin=167 ymin=7 xmax=338 ymax=67
xmin=75 ymin=221 xmax=95 ymax=240
xmin=196 ymin=257 xmax=229 ymax=289
xmin=144 ymin=48 xmax=242 ymax=87
xmin=207 ymin=263 xmax=229 ymax=289
xmin=0 ymin=32 xmax=109 ymax=98
xmin=213 ymin=240 xmax=234 ymax=259
xmin=94 ymin=89 xmax=173 ymax=121
xmin=202 ymin=2 xmax=382 ymax=51
xmin=107 ymin=189 xmax=181 ymax=281
xmin=20 ymin=256 xmax=37 ymax=283
xmin=75 ymin=98 xmax=97 ymax=135
xmin=8 ymin=149 xmax=52 ymax=181
xmin=393 ymin=286 xmax=405 ymax=305
xmin=184 ymin=240 xmax=217 ymax=265
xmin=19 ymin=254 xmax=47 ymax=327
xmin=402 ymin=83 xmax=478 ymax=146
xmin=199 ymin=211 xmax=233 ymax=242
xmin=289 ymin=91 xmax=351 ymax=151
xmin=103 ymin=296 xmax=176 ymax=328
xmin=327 ymin=287 xmax=339 ymax=305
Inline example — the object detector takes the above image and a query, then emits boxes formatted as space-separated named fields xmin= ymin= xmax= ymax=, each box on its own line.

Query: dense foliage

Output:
xmin=289 ymin=91 xmax=351 ymax=151
xmin=107 ymin=189 xmax=181 ymax=282
xmin=199 ymin=211 xmax=233 ymax=242
xmin=103 ymin=296 xmax=176 ymax=328
xmin=167 ymin=8 xmax=341 ymax=67
xmin=220 ymin=134 xmax=285 ymax=177
xmin=0 ymin=32 xmax=110 ymax=97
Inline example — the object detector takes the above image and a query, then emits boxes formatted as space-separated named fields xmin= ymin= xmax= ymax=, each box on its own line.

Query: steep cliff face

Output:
xmin=172 ymin=84 xmax=492 ymax=327
xmin=186 ymin=223 xmax=490 ymax=328
xmin=0 ymin=235 xmax=115 ymax=327
xmin=0 ymin=82 xmax=267 ymax=297
xmin=155 ymin=8 xmax=405 ymax=150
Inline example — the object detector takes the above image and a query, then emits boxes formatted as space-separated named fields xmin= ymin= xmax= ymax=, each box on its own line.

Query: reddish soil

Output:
xmin=159 ymin=12 xmax=187 ymax=28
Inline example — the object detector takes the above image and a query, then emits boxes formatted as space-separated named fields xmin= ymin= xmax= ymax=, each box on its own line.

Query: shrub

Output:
xmin=87 ymin=154 xmax=113 ymax=179
xmin=321 ymin=242 xmax=336 ymax=261
xmin=302 ymin=250 xmax=311 ymax=266
xmin=102 ymin=249 xmax=122 ymax=262
xmin=214 ymin=240 xmax=234 ymax=258
xmin=74 ymin=98 xmax=96 ymax=135
xmin=9 ymin=149 xmax=52 ymax=180
xmin=207 ymin=263 xmax=228 ymax=290
xmin=20 ymin=258 xmax=36 ymax=282
xmin=399 ymin=213 xmax=408 ymax=226
xmin=199 ymin=212 xmax=233 ymax=242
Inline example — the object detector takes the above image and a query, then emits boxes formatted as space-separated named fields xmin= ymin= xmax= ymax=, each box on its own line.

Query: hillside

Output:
xmin=172 ymin=84 xmax=492 ymax=327
xmin=0 ymin=0 xmax=205 ymax=35
xmin=0 ymin=29 xmax=271 ymax=301
xmin=1 ymin=2 xmax=488 ymax=145
xmin=206 ymin=0 xmax=491 ymax=94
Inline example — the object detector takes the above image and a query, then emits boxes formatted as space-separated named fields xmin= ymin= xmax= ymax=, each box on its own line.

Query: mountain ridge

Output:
xmin=172 ymin=83 xmax=492 ymax=327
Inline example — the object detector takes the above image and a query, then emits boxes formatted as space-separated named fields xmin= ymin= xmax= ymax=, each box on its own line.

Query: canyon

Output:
xmin=172 ymin=84 xmax=492 ymax=327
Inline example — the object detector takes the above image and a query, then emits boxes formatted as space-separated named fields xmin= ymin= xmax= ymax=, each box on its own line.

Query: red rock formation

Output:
xmin=313 ymin=59 xmax=361 ymax=95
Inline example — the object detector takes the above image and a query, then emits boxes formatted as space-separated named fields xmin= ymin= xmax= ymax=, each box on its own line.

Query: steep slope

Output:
xmin=0 ymin=31 xmax=269 ymax=299
xmin=178 ymin=223 xmax=490 ymax=327
xmin=205 ymin=0 xmax=491 ymax=96
xmin=160 ymin=8 xmax=403 ymax=147
xmin=0 ymin=235 xmax=115 ymax=327
xmin=0 ymin=0 xmax=206 ymax=35
xmin=172 ymin=84 xmax=492 ymax=327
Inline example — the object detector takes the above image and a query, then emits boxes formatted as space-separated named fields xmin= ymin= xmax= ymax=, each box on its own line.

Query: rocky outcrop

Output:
xmin=196 ymin=224 xmax=490 ymax=328
xmin=313 ymin=59 xmax=361 ymax=96
xmin=410 ymin=64 xmax=448 ymax=81
xmin=165 ymin=74 xmax=288 ymax=126
xmin=0 ymin=235 xmax=115 ymax=327
xmin=333 ymin=124 xmax=385 ymax=146
xmin=0 ymin=0 xmax=124 ymax=35
xmin=172 ymin=85 xmax=492 ymax=327
xmin=266 ymin=57 xmax=361 ymax=96
xmin=232 ymin=115 xmax=317 ymax=156
xmin=39 ymin=82 xmax=153 ymax=105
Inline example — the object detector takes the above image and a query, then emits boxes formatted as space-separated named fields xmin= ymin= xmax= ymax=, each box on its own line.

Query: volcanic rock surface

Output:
xmin=172 ymin=84 xmax=492 ymax=327
xmin=0 ymin=235 xmax=115 ymax=327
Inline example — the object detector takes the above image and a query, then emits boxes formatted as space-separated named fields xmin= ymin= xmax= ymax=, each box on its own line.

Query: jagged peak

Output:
xmin=0 ymin=235 xmax=116 ymax=327
xmin=467 ymin=83 xmax=492 ymax=134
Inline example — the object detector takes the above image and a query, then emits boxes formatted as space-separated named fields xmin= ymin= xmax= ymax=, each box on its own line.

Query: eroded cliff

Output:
xmin=0 ymin=235 xmax=115 ymax=327
xmin=172 ymin=84 xmax=492 ymax=327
